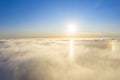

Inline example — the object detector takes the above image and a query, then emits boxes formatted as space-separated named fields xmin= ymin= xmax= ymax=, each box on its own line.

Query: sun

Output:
xmin=66 ymin=21 xmax=78 ymax=35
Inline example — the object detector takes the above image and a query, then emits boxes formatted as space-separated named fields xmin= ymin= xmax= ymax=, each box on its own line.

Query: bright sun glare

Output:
xmin=66 ymin=21 xmax=78 ymax=35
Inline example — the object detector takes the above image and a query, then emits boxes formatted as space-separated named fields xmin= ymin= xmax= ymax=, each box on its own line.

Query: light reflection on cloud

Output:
xmin=69 ymin=39 xmax=74 ymax=61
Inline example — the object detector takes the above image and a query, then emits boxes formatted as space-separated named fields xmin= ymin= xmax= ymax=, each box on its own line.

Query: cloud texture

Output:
xmin=0 ymin=38 xmax=120 ymax=80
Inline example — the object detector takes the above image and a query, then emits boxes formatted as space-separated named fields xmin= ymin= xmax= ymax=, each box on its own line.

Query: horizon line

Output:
xmin=0 ymin=33 xmax=120 ymax=38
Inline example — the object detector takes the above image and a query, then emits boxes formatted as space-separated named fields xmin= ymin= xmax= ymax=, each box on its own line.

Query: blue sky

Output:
xmin=0 ymin=0 xmax=120 ymax=37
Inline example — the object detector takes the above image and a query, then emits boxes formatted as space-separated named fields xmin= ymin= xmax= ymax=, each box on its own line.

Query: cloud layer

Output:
xmin=0 ymin=38 xmax=120 ymax=80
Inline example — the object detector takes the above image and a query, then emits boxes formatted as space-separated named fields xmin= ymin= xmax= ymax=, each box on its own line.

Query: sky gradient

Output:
xmin=0 ymin=0 xmax=120 ymax=37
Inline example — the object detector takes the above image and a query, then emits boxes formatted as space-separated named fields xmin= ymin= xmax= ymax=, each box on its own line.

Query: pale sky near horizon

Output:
xmin=0 ymin=0 xmax=120 ymax=37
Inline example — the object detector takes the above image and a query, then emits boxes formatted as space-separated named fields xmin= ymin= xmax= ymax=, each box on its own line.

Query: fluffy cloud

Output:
xmin=0 ymin=38 xmax=120 ymax=80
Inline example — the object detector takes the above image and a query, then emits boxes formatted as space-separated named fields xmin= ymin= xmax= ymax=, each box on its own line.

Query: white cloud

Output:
xmin=0 ymin=38 xmax=120 ymax=80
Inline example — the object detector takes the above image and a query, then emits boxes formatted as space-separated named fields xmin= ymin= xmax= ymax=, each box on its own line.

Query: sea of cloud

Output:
xmin=0 ymin=38 xmax=120 ymax=80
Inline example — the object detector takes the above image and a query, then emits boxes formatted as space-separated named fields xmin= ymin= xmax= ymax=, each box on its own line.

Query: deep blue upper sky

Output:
xmin=0 ymin=0 xmax=120 ymax=37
